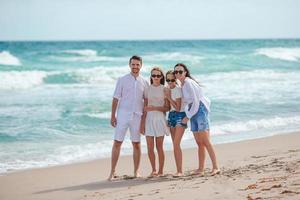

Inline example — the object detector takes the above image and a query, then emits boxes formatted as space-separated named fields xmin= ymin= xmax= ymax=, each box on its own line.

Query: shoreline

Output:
xmin=1 ymin=130 xmax=298 ymax=176
xmin=0 ymin=131 xmax=299 ymax=200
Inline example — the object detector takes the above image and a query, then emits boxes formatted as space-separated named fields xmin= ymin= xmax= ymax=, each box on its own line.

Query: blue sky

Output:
xmin=1 ymin=0 xmax=300 ymax=41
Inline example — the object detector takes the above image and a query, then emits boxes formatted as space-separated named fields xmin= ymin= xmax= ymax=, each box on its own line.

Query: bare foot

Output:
xmin=211 ymin=169 xmax=221 ymax=176
xmin=134 ymin=171 xmax=142 ymax=178
xmin=173 ymin=172 xmax=183 ymax=178
xmin=107 ymin=172 xmax=117 ymax=181
xmin=191 ymin=169 xmax=205 ymax=176
xmin=148 ymin=171 xmax=158 ymax=178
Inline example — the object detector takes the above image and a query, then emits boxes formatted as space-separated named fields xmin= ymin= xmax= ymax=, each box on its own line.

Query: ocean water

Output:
xmin=0 ymin=39 xmax=300 ymax=174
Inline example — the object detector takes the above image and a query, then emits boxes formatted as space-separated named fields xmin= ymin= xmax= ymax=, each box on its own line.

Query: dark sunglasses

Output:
xmin=166 ymin=79 xmax=176 ymax=83
xmin=174 ymin=70 xmax=184 ymax=74
xmin=151 ymin=74 xmax=162 ymax=78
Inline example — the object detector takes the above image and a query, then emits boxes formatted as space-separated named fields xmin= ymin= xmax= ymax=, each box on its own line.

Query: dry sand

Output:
xmin=0 ymin=132 xmax=299 ymax=200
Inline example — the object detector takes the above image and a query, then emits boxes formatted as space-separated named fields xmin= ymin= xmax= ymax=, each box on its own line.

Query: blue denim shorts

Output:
xmin=167 ymin=111 xmax=187 ymax=128
xmin=190 ymin=102 xmax=210 ymax=132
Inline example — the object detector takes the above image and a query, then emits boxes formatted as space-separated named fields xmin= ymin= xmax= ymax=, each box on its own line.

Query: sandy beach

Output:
xmin=0 ymin=132 xmax=299 ymax=200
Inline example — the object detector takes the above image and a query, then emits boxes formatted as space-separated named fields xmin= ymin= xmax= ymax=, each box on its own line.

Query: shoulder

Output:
xmin=160 ymin=85 xmax=166 ymax=90
xmin=138 ymin=75 xmax=149 ymax=85
xmin=175 ymin=85 xmax=181 ymax=91
xmin=118 ymin=73 xmax=130 ymax=82
xmin=185 ymin=77 xmax=193 ymax=84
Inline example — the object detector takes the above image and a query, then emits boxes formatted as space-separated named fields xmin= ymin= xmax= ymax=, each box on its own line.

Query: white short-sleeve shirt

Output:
xmin=170 ymin=86 xmax=185 ymax=112
xmin=113 ymin=73 xmax=149 ymax=117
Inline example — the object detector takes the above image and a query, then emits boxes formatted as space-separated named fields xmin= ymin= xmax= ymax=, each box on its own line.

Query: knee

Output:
xmin=113 ymin=141 xmax=122 ymax=149
xmin=156 ymin=145 xmax=164 ymax=152
xmin=196 ymin=140 xmax=205 ymax=147
xmin=147 ymin=147 xmax=154 ymax=154
xmin=173 ymin=140 xmax=181 ymax=148
xmin=132 ymin=142 xmax=140 ymax=150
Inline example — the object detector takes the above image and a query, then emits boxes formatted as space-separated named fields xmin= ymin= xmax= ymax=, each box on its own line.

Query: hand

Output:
xmin=164 ymin=88 xmax=171 ymax=99
xmin=181 ymin=117 xmax=189 ymax=124
xmin=111 ymin=116 xmax=117 ymax=127
xmin=144 ymin=106 xmax=154 ymax=112
xmin=140 ymin=122 xmax=145 ymax=135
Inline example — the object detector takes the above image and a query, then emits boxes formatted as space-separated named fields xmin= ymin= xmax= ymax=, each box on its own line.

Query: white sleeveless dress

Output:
xmin=145 ymin=85 xmax=170 ymax=137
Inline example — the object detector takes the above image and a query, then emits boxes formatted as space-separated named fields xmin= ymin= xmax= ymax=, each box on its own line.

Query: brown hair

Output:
xmin=166 ymin=70 xmax=177 ymax=85
xmin=150 ymin=67 xmax=165 ymax=85
xmin=129 ymin=55 xmax=142 ymax=65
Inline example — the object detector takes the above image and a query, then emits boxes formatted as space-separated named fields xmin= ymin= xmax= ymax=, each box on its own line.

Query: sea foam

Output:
xmin=0 ymin=71 xmax=47 ymax=90
xmin=256 ymin=47 xmax=300 ymax=61
xmin=0 ymin=51 xmax=21 ymax=66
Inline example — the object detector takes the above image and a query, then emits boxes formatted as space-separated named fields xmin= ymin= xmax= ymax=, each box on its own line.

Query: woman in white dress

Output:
xmin=144 ymin=67 xmax=170 ymax=177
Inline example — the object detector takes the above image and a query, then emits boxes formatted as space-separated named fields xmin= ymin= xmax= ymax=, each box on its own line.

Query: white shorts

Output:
xmin=114 ymin=113 xmax=141 ymax=142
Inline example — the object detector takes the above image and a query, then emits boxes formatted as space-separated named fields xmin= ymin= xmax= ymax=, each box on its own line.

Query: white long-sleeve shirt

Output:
xmin=182 ymin=77 xmax=211 ymax=119
xmin=113 ymin=73 xmax=149 ymax=116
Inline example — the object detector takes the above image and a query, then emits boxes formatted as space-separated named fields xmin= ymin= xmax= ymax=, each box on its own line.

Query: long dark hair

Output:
xmin=174 ymin=63 xmax=200 ymax=85
xmin=150 ymin=67 xmax=165 ymax=85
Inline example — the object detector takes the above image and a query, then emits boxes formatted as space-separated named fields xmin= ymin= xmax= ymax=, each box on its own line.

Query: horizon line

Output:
xmin=1 ymin=37 xmax=300 ymax=43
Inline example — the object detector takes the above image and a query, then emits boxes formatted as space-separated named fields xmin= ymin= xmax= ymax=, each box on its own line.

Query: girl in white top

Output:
xmin=144 ymin=67 xmax=170 ymax=177
xmin=164 ymin=70 xmax=187 ymax=177
xmin=174 ymin=63 xmax=220 ymax=176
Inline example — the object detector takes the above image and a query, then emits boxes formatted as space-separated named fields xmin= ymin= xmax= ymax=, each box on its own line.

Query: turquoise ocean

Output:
xmin=0 ymin=39 xmax=300 ymax=174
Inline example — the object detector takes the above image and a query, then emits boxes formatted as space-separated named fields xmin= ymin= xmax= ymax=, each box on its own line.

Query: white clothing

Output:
xmin=170 ymin=86 xmax=185 ymax=112
xmin=182 ymin=77 xmax=211 ymax=119
xmin=113 ymin=73 xmax=149 ymax=142
xmin=113 ymin=73 xmax=149 ymax=116
xmin=114 ymin=113 xmax=141 ymax=142
xmin=145 ymin=85 xmax=170 ymax=137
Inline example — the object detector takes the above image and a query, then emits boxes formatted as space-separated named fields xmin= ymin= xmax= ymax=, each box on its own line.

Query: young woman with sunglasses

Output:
xmin=164 ymin=70 xmax=187 ymax=177
xmin=174 ymin=63 xmax=220 ymax=176
xmin=143 ymin=67 xmax=170 ymax=177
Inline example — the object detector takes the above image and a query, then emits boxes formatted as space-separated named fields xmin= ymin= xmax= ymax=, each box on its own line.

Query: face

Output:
xmin=174 ymin=65 xmax=186 ymax=81
xmin=166 ymin=73 xmax=176 ymax=88
xmin=129 ymin=59 xmax=142 ymax=74
xmin=151 ymin=70 xmax=162 ymax=84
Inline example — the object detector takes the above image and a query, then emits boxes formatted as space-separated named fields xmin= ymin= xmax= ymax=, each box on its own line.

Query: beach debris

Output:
xmin=247 ymin=194 xmax=262 ymax=200
xmin=244 ymin=183 xmax=258 ymax=190
xmin=261 ymin=184 xmax=282 ymax=191
xmin=280 ymin=190 xmax=300 ymax=194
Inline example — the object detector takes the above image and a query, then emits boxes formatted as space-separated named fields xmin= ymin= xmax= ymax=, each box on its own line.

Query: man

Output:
xmin=108 ymin=55 xmax=148 ymax=181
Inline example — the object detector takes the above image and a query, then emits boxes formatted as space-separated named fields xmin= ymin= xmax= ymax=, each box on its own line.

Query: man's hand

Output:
xmin=111 ymin=116 xmax=117 ymax=127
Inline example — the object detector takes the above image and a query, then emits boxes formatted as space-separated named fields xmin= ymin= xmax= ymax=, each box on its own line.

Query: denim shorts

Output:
xmin=167 ymin=111 xmax=187 ymax=128
xmin=190 ymin=102 xmax=210 ymax=132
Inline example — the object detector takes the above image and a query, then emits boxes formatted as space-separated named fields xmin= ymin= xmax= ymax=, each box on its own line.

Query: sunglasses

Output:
xmin=166 ymin=79 xmax=176 ymax=83
xmin=174 ymin=70 xmax=184 ymax=74
xmin=151 ymin=74 xmax=162 ymax=78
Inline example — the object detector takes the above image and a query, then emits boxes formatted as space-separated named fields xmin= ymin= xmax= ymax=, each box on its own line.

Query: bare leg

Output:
xmin=146 ymin=136 xmax=157 ymax=176
xmin=173 ymin=126 xmax=185 ymax=176
xmin=202 ymin=130 xmax=219 ymax=174
xmin=132 ymin=141 xmax=141 ymax=177
xmin=170 ymin=127 xmax=176 ymax=143
xmin=156 ymin=136 xmax=165 ymax=175
xmin=193 ymin=132 xmax=206 ymax=174
xmin=108 ymin=140 xmax=122 ymax=180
